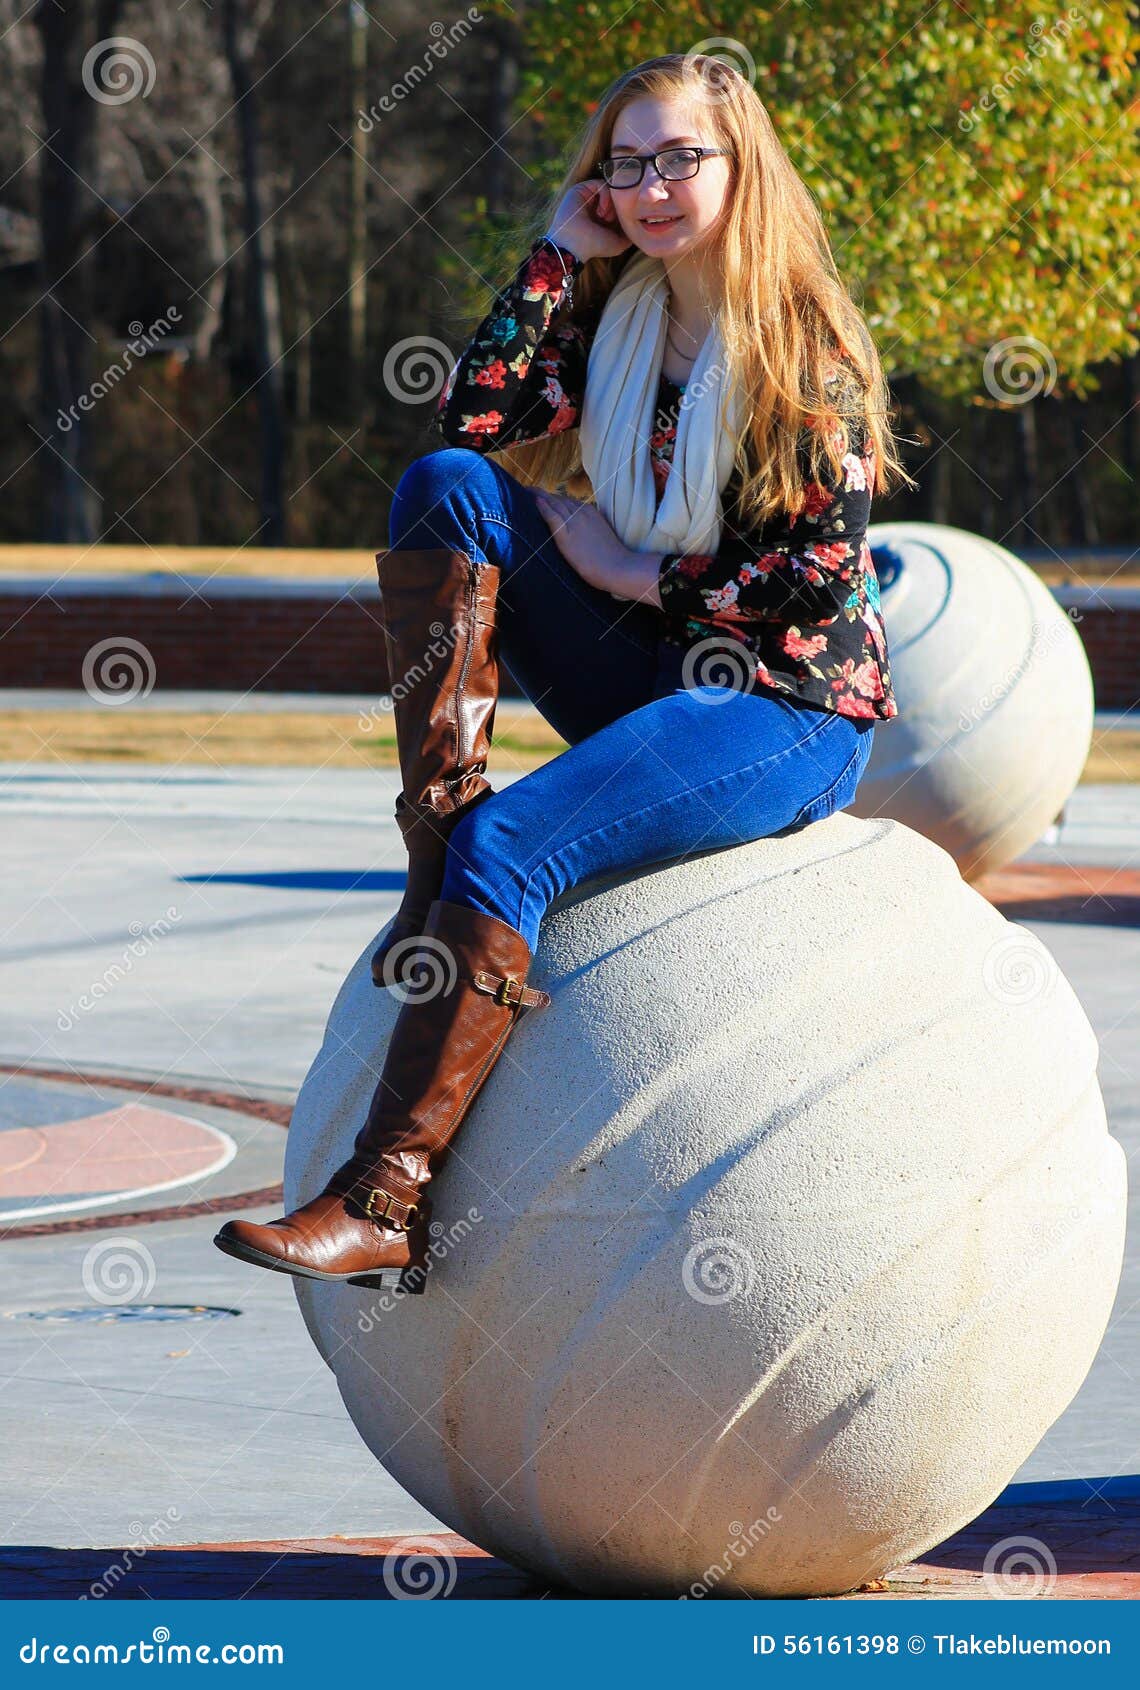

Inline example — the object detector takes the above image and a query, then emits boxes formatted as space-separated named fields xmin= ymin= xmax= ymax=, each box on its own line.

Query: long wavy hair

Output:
xmin=494 ymin=53 xmax=915 ymax=526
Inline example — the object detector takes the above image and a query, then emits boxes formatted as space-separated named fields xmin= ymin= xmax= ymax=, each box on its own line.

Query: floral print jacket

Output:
xmin=432 ymin=236 xmax=897 ymax=722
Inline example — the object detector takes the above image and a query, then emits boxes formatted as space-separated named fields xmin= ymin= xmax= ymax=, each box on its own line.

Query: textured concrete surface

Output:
xmin=290 ymin=812 xmax=1125 ymax=1597
xmin=859 ymin=524 xmax=1094 ymax=877
xmin=1 ymin=760 xmax=1136 ymax=1554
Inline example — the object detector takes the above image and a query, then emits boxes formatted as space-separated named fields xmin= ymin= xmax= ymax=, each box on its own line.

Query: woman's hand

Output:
xmin=535 ymin=491 xmax=663 ymax=607
xmin=544 ymin=180 xmax=632 ymax=263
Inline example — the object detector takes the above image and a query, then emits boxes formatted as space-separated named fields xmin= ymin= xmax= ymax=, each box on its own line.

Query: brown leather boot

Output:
xmin=371 ymin=547 xmax=501 ymax=988
xmin=212 ymin=898 xmax=549 ymax=1294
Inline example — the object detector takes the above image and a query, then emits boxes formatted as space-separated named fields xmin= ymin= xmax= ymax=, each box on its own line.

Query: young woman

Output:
xmin=215 ymin=53 xmax=911 ymax=1292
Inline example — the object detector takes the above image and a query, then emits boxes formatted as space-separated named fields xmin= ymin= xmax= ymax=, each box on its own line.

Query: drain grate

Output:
xmin=3 ymin=1304 xmax=240 ymax=1324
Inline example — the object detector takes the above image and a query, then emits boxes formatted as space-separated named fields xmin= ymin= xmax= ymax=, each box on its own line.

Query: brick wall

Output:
xmin=1052 ymin=586 xmax=1140 ymax=710
xmin=0 ymin=575 xmax=1136 ymax=707
xmin=0 ymin=582 xmax=392 ymax=696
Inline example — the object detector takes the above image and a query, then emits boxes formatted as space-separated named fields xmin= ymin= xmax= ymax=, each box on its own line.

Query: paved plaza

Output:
xmin=1 ymin=715 xmax=1136 ymax=1594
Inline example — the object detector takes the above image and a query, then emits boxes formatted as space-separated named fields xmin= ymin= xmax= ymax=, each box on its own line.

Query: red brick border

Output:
xmin=2 ymin=578 xmax=1133 ymax=704
xmin=0 ymin=1063 xmax=290 ymax=1239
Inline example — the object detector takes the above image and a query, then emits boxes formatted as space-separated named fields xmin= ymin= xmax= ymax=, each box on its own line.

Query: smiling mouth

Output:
xmin=640 ymin=214 xmax=684 ymax=228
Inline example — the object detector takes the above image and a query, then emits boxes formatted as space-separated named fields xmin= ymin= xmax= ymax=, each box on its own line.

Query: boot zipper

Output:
xmin=450 ymin=563 xmax=479 ymax=781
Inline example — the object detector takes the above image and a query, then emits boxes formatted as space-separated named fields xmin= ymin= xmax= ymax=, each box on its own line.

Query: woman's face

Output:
xmin=603 ymin=93 xmax=733 ymax=261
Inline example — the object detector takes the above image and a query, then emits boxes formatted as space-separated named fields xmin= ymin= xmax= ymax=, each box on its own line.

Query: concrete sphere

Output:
xmin=855 ymin=523 xmax=1094 ymax=880
xmin=288 ymin=814 xmax=1125 ymax=1598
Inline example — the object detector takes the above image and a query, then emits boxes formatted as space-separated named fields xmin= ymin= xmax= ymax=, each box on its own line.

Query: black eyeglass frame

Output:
xmin=594 ymin=147 xmax=731 ymax=188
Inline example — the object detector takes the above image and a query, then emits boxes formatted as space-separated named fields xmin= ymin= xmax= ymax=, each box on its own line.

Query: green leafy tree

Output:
xmin=472 ymin=0 xmax=1139 ymax=405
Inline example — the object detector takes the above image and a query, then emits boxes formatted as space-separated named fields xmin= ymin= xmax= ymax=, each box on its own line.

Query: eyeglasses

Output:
xmin=595 ymin=147 xmax=730 ymax=189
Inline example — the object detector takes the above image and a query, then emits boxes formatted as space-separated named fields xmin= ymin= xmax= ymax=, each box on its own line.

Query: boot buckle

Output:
xmin=472 ymin=970 xmax=552 ymax=1010
xmin=363 ymin=1188 xmax=418 ymax=1230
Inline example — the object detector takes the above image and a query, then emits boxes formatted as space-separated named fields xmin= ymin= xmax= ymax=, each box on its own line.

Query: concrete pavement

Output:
xmin=1 ymin=756 xmax=1136 ymax=1552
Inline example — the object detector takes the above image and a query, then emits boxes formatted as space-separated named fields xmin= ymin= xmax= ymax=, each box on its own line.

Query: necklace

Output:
xmin=665 ymin=326 xmax=696 ymax=363
xmin=665 ymin=305 xmax=703 ymax=365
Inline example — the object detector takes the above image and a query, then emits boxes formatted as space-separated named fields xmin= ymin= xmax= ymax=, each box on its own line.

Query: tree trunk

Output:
xmin=482 ymin=14 xmax=520 ymax=218
xmin=973 ymin=406 xmax=998 ymax=537
xmin=1015 ymin=400 xmax=1040 ymax=546
xmin=1060 ymin=394 xmax=1100 ymax=546
xmin=279 ymin=213 xmax=312 ymax=488
xmin=346 ymin=0 xmax=368 ymax=419
xmin=1124 ymin=352 xmax=1140 ymax=494
xmin=188 ymin=147 xmax=229 ymax=362
xmin=222 ymin=0 xmax=286 ymax=545
xmin=923 ymin=390 xmax=952 ymax=524
xmin=34 ymin=0 xmax=121 ymax=541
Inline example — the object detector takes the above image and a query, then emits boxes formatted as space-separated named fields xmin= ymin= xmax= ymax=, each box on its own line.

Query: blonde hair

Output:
xmin=494 ymin=52 xmax=916 ymax=527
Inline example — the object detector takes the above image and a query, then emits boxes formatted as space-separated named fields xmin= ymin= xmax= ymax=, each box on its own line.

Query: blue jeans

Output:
xmin=387 ymin=448 xmax=874 ymax=952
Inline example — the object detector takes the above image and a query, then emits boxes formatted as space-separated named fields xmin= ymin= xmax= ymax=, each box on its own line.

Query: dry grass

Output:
xmin=2 ymin=543 xmax=1136 ymax=588
xmin=0 ymin=703 xmax=567 ymax=772
xmin=1081 ymin=728 xmax=1140 ymax=784
xmin=0 ymin=705 xmax=1134 ymax=782
xmin=0 ymin=544 xmax=373 ymax=580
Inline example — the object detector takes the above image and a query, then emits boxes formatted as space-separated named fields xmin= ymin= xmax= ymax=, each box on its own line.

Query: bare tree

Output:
xmin=34 ymin=0 xmax=123 ymax=541
xmin=221 ymin=0 xmax=285 ymax=544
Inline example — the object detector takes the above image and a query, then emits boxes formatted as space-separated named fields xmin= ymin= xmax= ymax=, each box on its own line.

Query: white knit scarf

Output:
xmin=578 ymin=248 xmax=742 ymax=556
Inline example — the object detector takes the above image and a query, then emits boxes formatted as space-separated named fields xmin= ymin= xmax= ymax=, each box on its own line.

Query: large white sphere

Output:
xmin=855 ymin=523 xmax=1094 ymax=880
xmin=288 ymin=814 xmax=1125 ymax=1597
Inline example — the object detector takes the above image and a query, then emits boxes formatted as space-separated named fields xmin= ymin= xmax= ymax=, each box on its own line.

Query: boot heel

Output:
xmin=348 ymin=1264 xmax=428 ymax=1295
